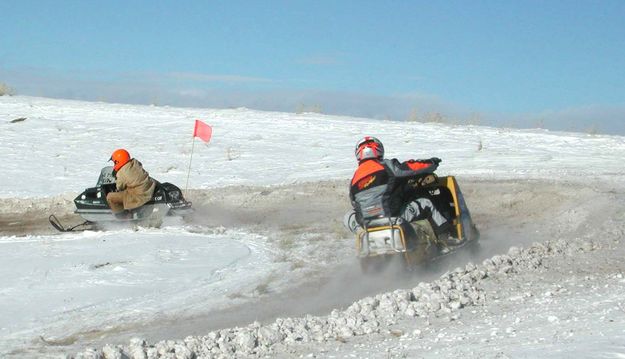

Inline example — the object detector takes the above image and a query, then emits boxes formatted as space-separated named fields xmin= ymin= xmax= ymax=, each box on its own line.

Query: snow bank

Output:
xmin=71 ymin=235 xmax=601 ymax=358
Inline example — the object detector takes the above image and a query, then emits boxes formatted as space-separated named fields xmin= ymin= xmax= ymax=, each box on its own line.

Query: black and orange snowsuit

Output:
xmin=349 ymin=158 xmax=439 ymax=225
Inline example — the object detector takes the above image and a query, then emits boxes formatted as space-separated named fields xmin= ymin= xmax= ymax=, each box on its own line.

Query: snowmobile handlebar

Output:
xmin=406 ymin=173 xmax=439 ymax=189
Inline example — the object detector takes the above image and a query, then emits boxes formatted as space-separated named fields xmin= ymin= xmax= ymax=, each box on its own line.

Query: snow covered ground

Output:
xmin=0 ymin=227 xmax=276 ymax=355
xmin=2 ymin=96 xmax=625 ymax=199
xmin=1 ymin=96 xmax=625 ymax=358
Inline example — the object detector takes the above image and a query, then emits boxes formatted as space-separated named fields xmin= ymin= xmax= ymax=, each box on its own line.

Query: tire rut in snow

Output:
xmin=3 ymin=179 xmax=621 ymax=358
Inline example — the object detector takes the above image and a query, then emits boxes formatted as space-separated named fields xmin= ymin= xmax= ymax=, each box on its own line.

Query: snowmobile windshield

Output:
xmin=97 ymin=166 xmax=116 ymax=186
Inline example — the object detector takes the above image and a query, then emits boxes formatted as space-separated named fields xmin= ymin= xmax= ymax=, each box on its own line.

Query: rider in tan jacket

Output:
xmin=106 ymin=149 xmax=156 ymax=215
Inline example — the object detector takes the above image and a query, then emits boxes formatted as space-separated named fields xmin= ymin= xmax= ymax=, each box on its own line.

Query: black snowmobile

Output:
xmin=50 ymin=166 xmax=192 ymax=232
xmin=355 ymin=173 xmax=479 ymax=272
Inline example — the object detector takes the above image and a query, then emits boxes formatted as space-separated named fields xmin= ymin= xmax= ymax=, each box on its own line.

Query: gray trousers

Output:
xmin=344 ymin=197 xmax=448 ymax=234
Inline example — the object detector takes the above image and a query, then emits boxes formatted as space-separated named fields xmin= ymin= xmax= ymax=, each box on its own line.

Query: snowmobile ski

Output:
xmin=48 ymin=215 xmax=92 ymax=232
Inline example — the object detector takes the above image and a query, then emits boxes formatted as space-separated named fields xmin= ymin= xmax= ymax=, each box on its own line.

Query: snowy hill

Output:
xmin=1 ymin=96 xmax=624 ymax=358
xmin=2 ymin=96 xmax=624 ymax=198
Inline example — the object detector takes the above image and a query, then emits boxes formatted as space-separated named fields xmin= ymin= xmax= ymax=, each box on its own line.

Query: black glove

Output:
xmin=430 ymin=157 xmax=442 ymax=165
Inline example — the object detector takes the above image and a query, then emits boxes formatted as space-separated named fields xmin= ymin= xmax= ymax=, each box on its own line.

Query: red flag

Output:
xmin=193 ymin=120 xmax=212 ymax=143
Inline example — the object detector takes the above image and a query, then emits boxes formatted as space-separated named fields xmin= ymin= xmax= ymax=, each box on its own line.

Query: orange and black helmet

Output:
xmin=110 ymin=149 xmax=130 ymax=171
xmin=355 ymin=136 xmax=384 ymax=162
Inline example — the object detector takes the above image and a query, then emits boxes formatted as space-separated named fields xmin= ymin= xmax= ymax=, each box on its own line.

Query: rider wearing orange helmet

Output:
xmin=345 ymin=136 xmax=450 ymax=236
xmin=106 ymin=149 xmax=156 ymax=216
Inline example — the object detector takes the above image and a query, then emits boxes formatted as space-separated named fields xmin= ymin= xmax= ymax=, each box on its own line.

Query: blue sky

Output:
xmin=1 ymin=1 xmax=624 ymax=134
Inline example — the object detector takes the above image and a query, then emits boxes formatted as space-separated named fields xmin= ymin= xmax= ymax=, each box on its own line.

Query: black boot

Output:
xmin=435 ymin=222 xmax=461 ymax=247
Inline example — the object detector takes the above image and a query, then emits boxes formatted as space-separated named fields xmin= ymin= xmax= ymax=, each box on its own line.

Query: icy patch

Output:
xmin=0 ymin=227 xmax=274 ymax=354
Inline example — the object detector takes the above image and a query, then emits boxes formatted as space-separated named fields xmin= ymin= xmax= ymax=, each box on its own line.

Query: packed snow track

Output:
xmin=1 ymin=178 xmax=624 ymax=358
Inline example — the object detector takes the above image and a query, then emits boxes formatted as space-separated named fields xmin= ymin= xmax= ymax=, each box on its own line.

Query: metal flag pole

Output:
xmin=184 ymin=136 xmax=196 ymax=197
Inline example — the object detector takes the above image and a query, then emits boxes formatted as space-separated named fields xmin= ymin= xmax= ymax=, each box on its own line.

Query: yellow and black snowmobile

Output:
xmin=355 ymin=174 xmax=479 ymax=272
